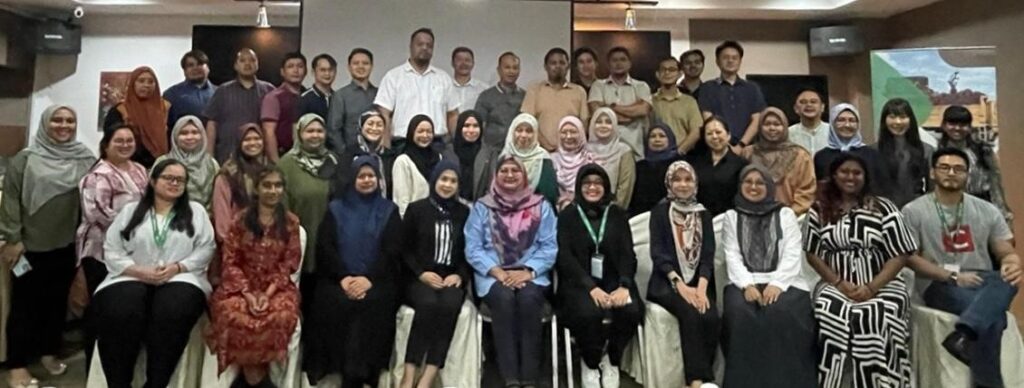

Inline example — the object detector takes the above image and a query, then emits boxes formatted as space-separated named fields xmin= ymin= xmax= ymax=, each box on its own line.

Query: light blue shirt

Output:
xmin=464 ymin=200 xmax=558 ymax=297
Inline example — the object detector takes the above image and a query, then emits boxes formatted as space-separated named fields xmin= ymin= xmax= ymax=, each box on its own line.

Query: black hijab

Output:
xmin=403 ymin=114 xmax=442 ymax=179
xmin=574 ymin=163 xmax=614 ymax=218
xmin=454 ymin=110 xmax=483 ymax=199
xmin=428 ymin=159 xmax=461 ymax=220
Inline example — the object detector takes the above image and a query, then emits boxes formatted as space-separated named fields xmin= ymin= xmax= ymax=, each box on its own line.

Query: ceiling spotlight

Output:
xmin=625 ymin=6 xmax=637 ymax=30
xmin=256 ymin=1 xmax=270 ymax=28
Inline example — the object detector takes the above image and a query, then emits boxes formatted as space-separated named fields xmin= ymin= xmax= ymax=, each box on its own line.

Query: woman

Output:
xmin=466 ymin=156 xmax=557 ymax=388
xmin=337 ymin=111 xmax=398 ymax=199
xmin=92 ymin=158 xmax=215 ymax=388
xmin=805 ymin=153 xmax=917 ymax=388
xmin=937 ymin=105 xmax=1011 ymax=221
xmin=720 ymin=165 xmax=815 ymax=388
xmin=588 ymin=107 xmax=636 ymax=210
xmin=393 ymin=115 xmax=452 ymax=216
xmin=550 ymin=115 xmax=595 ymax=210
xmin=812 ymin=103 xmax=884 ymax=190
xmin=556 ymin=164 xmax=643 ymax=388
xmin=686 ymin=116 xmax=748 ymax=217
xmin=103 ymin=66 xmax=170 ymax=167
xmin=1 ymin=105 xmax=95 ymax=388
xmin=500 ymin=113 xmax=559 ymax=206
xmin=629 ymin=123 xmax=683 ymax=217
xmin=449 ymin=110 xmax=484 ymax=201
xmin=303 ymin=156 xmax=402 ymax=387
xmin=873 ymin=98 xmax=934 ymax=208
xmin=646 ymin=160 xmax=719 ymax=388
xmin=155 ymin=115 xmax=219 ymax=208
xmin=212 ymin=123 xmax=269 ymax=242
xmin=741 ymin=107 xmax=816 ymax=215
xmin=208 ymin=166 xmax=301 ymax=387
xmin=399 ymin=161 xmax=471 ymax=388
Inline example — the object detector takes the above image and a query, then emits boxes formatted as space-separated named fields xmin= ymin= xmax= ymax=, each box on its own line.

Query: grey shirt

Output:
xmin=327 ymin=80 xmax=378 ymax=152
xmin=474 ymin=83 xmax=525 ymax=147
xmin=902 ymin=193 xmax=1012 ymax=273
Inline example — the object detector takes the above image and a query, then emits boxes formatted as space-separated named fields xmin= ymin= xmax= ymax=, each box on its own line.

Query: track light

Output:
xmin=256 ymin=1 xmax=270 ymax=28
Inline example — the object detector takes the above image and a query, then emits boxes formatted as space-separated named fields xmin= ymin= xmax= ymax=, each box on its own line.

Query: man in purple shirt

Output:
xmin=262 ymin=52 xmax=307 ymax=161
xmin=204 ymin=48 xmax=274 ymax=162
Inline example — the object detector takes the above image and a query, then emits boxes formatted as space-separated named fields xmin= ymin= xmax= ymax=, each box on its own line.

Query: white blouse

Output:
xmin=391 ymin=154 xmax=431 ymax=217
xmin=721 ymin=207 xmax=807 ymax=292
xmin=99 ymin=200 xmax=216 ymax=295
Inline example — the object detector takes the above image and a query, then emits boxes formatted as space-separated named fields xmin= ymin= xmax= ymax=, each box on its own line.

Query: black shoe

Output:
xmin=942 ymin=330 xmax=973 ymax=365
xmin=230 ymin=374 xmax=250 ymax=388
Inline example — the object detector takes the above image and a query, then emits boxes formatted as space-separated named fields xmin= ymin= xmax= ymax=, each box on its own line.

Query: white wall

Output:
xmin=573 ymin=15 xmax=693 ymax=59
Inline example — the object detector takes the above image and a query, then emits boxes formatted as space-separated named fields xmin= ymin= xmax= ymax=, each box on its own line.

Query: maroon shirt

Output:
xmin=261 ymin=83 xmax=302 ymax=153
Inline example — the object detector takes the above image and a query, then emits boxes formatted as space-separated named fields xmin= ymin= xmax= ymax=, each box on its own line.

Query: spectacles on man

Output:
xmin=934 ymin=164 xmax=968 ymax=175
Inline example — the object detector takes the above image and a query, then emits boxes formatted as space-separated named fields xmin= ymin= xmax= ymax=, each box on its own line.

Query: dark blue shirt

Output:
xmin=299 ymin=85 xmax=332 ymax=121
xmin=697 ymin=77 xmax=766 ymax=144
xmin=163 ymin=79 xmax=216 ymax=128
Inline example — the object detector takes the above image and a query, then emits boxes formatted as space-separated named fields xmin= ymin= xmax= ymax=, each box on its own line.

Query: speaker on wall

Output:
xmin=809 ymin=25 xmax=863 ymax=57
xmin=31 ymin=19 xmax=81 ymax=55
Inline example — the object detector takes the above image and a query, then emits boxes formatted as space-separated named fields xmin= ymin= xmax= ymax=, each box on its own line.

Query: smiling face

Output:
xmin=106 ymin=128 xmax=136 ymax=163
xmin=182 ymin=56 xmax=209 ymax=83
xmin=355 ymin=165 xmax=378 ymax=194
xmin=300 ymin=121 xmax=326 ymax=151
xmin=794 ymin=90 xmax=823 ymax=120
xmin=234 ymin=50 xmax=259 ymax=77
xmin=281 ymin=58 xmax=307 ymax=85
xmin=648 ymin=127 xmax=670 ymax=152
xmin=656 ymin=59 xmax=681 ymax=87
xmin=461 ymin=117 xmax=481 ymax=143
xmin=885 ymin=113 xmax=910 ymax=136
xmin=760 ymin=114 xmax=786 ymax=143
xmin=240 ymin=129 xmax=264 ymax=158
xmin=434 ymin=170 xmax=459 ymax=199
xmin=593 ymin=113 xmax=614 ymax=141
xmin=576 ymin=52 xmax=597 ymax=79
xmin=47 ymin=108 xmax=77 ymax=143
xmin=452 ymin=51 xmax=474 ymax=78
xmin=833 ymin=160 xmax=866 ymax=196
xmin=513 ymin=123 xmax=535 ymax=150
xmin=703 ymin=120 xmax=730 ymax=152
xmin=257 ymin=171 xmax=285 ymax=208
xmin=361 ymin=115 xmax=385 ymax=143
xmin=313 ymin=58 xmax=336 ymax=87
xmin=681 ymin=53 xmax=704 ymax=79
xmin=413 ymin=121 xmax=434 ymax=147
xmin=133 ymin=72 xmax=157 ymax=99
xmin=833 ymin=110 xmax=860 ymax=140
xmin=176 ymin=123 xmax=203 ymax=152
xmin=496 ymin=160 xmax=525 ymax=191
xmin=154 ymin=164 xmax=187 ymax=201
xmin=559 ymin=122 xmax=583 ymax=151
xmin=579 ymin=173 xmax=605 ymax=203
xmin=498 ymin=55 xmax=520 ymax=85
xmin=348 ymin=52 xmax=373 ymax=82
xmin=942 ymin=121 xmax=971 ymax=142
xmin=669 ymin=168 xmax=696 ymax=200
xmin=740 ymin=170 xmax=768 ymax=203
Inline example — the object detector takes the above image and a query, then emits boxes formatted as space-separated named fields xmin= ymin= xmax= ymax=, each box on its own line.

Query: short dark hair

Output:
xmin=931 ymin=147 xmax=971 ymax=170
xmin=281 ymin=52 xmax=307 ymax=68
xmin=658 ymin=56 xmax=680 ymax=68
xmin=573 ymin=47 xmax=598 ymax=63
xmin=715 ymin=41 xmax=744 ymax=58
xmin=679 ymin=49 xmax=705 ymax=63
xmin=410 ymin=27 xmax=434 ymax=42
xmin=452 ymin=46 xmax=474 ymax=61
xmin=180 ymin=50 xmax=209 ymax=69
xmin=942 ymin=105 xmax=973 ymax=125
xmin=498 ymin=51 xmax=519 ymax=64
xmin=99 ymin=125 xmax=136 ymax=160
xmin=311 ymin=53 xmax=337 ymax=70
xmin=544 ymin=48 xmax=569 ymax=64
xmin=795 ymin=88 xmax=824 ymax=101
xmin=607 ymin=46 xmax=631 ymax=60
xmin=348 ymin=48 xmax=373 ymax=64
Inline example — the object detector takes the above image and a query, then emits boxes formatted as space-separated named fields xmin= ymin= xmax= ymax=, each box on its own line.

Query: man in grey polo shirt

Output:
xmin=327 ymin=48 xmax=377 ymax=151
xmin=475 ymin=51 xmax=525 ymax=147
xmin=588 ymin=46 xmax=652 ymax=159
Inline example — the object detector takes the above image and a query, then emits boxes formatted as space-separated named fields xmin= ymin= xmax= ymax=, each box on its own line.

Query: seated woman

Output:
xmin=588 ymin=108 xmax=636 ymax=210
xmin=805 ymin=153 xmax=917 ymax=388
xmin=741 ymin=107 xmax=816 ymax=216
xmin=721 ymin=165 xmax=815 ymax=388
xmin=629 ymin=123 xmax=682 ymax=217
xmin=686 ymin=116 xmax=748 ymax=218
xmin=556 ymin=164 xmax=643 ymax=388
xmin=207 ymin=166 xmax=301 ymax=388
xmin=93 ymin=158 xmax=215 ymax=388
xmin=393 ymin=115 xmax=453 ymax=216
xmin=466 ymin=156 xmax=557 ymax=388
xmin=155 ymin=115 xmax=220 ymax=208
xmin=399 ymin=161 xmax=471 ymax=388
xmin=646 ymin=160 xmax=720 ymax=388
xmin=212 ymin=123 xmax=269 ymax=242
xmin=303 ymin=156 xmax=402 ymax=387
xmin=550 ymin=115 xmax=595 ymax=210
xmin=498 ymin=113 xmax=559 ymax=206
xmin=337 ymin=111 xmax=399 ymax=199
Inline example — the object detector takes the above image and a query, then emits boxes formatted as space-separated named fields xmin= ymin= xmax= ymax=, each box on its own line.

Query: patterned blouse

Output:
xmin=75 ymin=159 xmax=148 ymax=263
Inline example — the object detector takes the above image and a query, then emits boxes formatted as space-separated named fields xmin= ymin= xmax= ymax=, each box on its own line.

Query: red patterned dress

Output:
xmin=207 ymin=212 xmax=302 ymax=372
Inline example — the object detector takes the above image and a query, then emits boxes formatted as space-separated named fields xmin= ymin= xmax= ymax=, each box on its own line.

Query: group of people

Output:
xmin=0 ymin=26 xmax=1019 ymax=388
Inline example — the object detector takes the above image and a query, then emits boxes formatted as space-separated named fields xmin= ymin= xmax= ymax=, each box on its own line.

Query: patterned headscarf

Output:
xmin=551 ymin=115 xmax=595 ymax=197
xmin=286 ymin=113 xmax=338 ymax=179
xmin=750 ymin=107 xmax=804 ymax=182
xmin=733 ymin=164 xmax=784 ymax=273
xmin=479 ymin=156 xmax=544 ymax=266
xmin=664 ymin=159 xmax=704 ymax=282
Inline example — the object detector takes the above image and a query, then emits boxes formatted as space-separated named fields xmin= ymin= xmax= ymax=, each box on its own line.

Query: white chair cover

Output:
xmin=378 ymin=300 xmax=481 ymax=388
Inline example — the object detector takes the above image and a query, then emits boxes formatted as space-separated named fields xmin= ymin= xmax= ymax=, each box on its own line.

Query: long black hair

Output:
xmin=815 ymin=152 xmax=877 ymax=225
xmin=120 ymin=158 xmax=195 ymax=241
xmin=878 ymin=98 xmax=927 ymax=183
xmin=243 ymin=165 xmax=289 ymax=239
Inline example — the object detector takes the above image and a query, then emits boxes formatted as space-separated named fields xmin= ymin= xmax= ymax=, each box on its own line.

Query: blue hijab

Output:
xmin=645 ymin=123 xmax=679 ymax=162
xmin=329 ymin=155 xmax=396 ymax=274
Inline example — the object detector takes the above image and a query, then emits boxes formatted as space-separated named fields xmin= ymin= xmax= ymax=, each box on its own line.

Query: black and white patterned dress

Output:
xmin=804 ymin=197 xmax=917 ymax=388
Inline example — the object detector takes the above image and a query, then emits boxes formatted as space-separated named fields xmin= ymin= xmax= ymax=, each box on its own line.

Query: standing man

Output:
xmin=588 ymin=46 xmax=652 ymax=158
xmin=164 ymin=49 xmax=216 ymax=129
xmin=299 ymin=53 xmax=337 ymax=119
xmin=204 ymin=48 xmax=274 ymax=162
xmin=375 ymin=27 xmax=459 ymax=146
xmin=327 ymin=48 xmax=377 ymax=152
xmin=678 ymin=49 xmax=705 ymax=97
xmin=475 ymin=52 xmax=526 ymax=147
xmin=572 ymin=47 xmax=599 ymax=94
xmin=788 ymin=88 xmax=830 ymax=155
xmin=521 ymin=48 xmax=589 ymax=152
xmin=903 ymin=148 xmax=1022 ymax=388
xmin=451 ymin=47 xmax=488 ymax=114
xmin=652 ymin=56 xmax=703 ymax=155
xmin=698 ymin=41 xmax=766 ymax=153
xmin=261 ymin=52 xmax=308 ymax=161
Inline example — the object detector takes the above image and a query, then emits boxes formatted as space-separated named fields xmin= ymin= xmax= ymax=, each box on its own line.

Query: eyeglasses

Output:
xmin=935 ymin=164 xmax=968 ymax=175
xmin=159 ymin=175 xmax=187 ymax=185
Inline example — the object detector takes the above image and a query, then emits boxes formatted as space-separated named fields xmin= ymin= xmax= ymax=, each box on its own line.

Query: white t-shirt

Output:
xmin=452 ymin=78 xmax=488 ymax=114
xmin=788 ymin=121 xmax=831 ymax=155
xmin=374 ymin=61 xmax=459 ymax=137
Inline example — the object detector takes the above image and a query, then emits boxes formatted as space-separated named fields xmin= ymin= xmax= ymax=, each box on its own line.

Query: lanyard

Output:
xmin=932 ymin=193 xmax=964 ymax=237
xmin=151 ymin=209 xmax=176 ymax=249
xmin=576 ymin=204 xmax=609 ymax=247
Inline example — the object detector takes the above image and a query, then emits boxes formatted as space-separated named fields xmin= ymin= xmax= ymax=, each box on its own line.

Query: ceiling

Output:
xmin=0 ymin=0 xmax=301 ymax=17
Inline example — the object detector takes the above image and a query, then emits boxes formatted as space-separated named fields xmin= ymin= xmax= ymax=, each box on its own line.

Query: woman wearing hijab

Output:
xmin=399 ymin=161 xmax=471 ymax=388
xmin=449 ymin=110 xmax=484 ymax=201
xmin=686 ymin=116 xmax=748 ymax=217
xmin=550 ymin=115 xmax=595 ymax=210
xmin=629 ymin=123 xmax=683 ymax=217
xmin=873 ymin=98 xmax=934 ymax=208
xmin=466 ymin=156 xmax=557 ymax=388
xmin=212 ymin=123 xmax=269 ymax=242
xmin=500 ymin=113 xmax=559 ymax=207
xmin=740 ymin=107 xmax=816 ymax=216
xmin=646 ymin=160 xmax=719 ymax=388
xmin=154 ymin=115 xmax=219 ymax=208
xmin=812 ymin=103 xmax=884 ymax=190
xmin=337 ymin=110 xmax=399 ymax=199
xmin=393 ymin=115 xmax=454 ymax=216
xmin=103 ymin=66 xmax=170 ymax=167
xmin=556 ymin=164 xmax=643 ymax=388
xmin=1 ymin=105 xmax=96 ymax=387
xmin=303 ymin=156 xmax=402 ymax=387
xmin=588 ymin=107 xmax=636 ymax=210
xmin=720 ymin=165 xmax=815 ymax=388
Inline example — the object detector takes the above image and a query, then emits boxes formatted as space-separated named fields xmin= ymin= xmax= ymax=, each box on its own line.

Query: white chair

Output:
xmin=379 ymin=299 xmax=481 ymax=388
xmin=476 ymin=300 xmax=559 ymax=388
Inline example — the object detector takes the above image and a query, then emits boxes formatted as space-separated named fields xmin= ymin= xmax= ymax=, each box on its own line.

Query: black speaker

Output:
xmin=31 ymin=19 xmax=81 ymax=55
xmin=809 ymin=25 xmax=863 ymax=57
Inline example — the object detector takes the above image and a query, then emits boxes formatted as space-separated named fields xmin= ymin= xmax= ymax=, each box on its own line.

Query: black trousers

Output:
xmin=558 ymin=284 xmax=644 ymax=369
xmin=82 ymin=256 xmax=109 ymax=370
xmin=5 ymin=244 xmax=77 ymax=368
xmin=483 ymin=282 xmax=549 ymax=385
xmin=649 ymin=290 xmax=721 ymax=385
xmin=405 ymin=281 xmax=465 ymax=368
xmin=93 ymin=281 xmax=206 ymax=388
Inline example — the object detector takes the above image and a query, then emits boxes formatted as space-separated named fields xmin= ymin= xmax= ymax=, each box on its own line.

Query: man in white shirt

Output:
xmin=375 ymin=27 xmax=459 ymax=144
xmin=788 ymin=88 xmax=831 ymax=155
xmin=451 ymin=47 xmax=488 ymax=114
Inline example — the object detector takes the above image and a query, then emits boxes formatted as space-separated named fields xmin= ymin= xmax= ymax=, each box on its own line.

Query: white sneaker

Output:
xmin=581 ymin=364 xmax=602 ymax=388
xmin=599 ymin=354 xmax=620 ymax=388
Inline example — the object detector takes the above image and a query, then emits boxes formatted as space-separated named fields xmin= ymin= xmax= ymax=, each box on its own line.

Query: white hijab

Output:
xmin=500 ymin=113 xmax=550 ymax=190
xmin=587 ymin=107 xmax=632 ymax=188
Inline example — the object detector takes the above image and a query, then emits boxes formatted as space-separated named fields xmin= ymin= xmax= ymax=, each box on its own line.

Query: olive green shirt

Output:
xmin=0 ymin=151 xmax=81 ymax=252
xmin=651 ymin=88 xmax=704 ymax=154
xmin=278 ymin=154 xmax=332 ymax=273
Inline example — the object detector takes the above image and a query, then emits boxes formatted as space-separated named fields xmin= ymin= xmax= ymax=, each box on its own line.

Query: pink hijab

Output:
xmin=479 ymin=156 xmax=544 ymax=266
xmin=550 ymin=115 xmax=595 ymax=196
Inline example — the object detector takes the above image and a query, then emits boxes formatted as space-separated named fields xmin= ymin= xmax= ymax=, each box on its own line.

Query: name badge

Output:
xmin=12 ymin=255 xmax=32 ymax=278
xmin=591 ymin=254 xmax=604 ymax=280
xmin=943 ymin=264 xmax=962 ymax=273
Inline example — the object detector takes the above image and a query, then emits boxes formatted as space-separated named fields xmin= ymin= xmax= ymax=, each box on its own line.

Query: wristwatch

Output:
xmin=948 ymin=271 xmax=959 ymax=284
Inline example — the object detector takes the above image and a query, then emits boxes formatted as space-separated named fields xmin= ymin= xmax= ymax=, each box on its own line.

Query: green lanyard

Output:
xmin=576 ymin=204 xmax=609 ymax=247
xmin=932 ymin=193 xmax=964 ymax=238
xmin=151 ymin=209 xmax=176 ymax=249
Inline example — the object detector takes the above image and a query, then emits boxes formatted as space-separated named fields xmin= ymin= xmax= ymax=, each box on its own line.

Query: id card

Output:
xmin=591 ymin=254 xmax=604 ymax=279
xmin=942 ymin=264 xmax=962 ymax=273
xmin=12 ymin=255 xmax=32 ymax=277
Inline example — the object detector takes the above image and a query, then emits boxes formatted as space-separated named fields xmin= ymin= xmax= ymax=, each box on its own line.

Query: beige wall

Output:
xmin=688 ymin=19 xmax=811 ymax=78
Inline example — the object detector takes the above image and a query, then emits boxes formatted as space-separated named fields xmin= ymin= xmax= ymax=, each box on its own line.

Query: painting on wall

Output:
xmin=98 ymin=71 xmax=132 ymax=130
xmin=870 ymin=47 xmax=998 ymax=148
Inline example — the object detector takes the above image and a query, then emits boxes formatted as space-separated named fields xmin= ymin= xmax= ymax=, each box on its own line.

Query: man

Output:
xmin=375 ymin=27 xmax=459 ymax=146
xmin=678 ymin=49 xmax=705 ymax=97
xmin=475 ymin=51 xmax=526 ymax=147
xmin=903 ymin=148 xmax=1022 ymax=388
xmin=451 ymin=47 xmax=488 ymax=114
xmin=652 ymin=56 xmax=703 ymax=155
xmin=588 ymin=46 xmax=651 ymax=158
xmin=572 ymin=47 xmax=599 ymax=94
xmin=697 ymin=41 xmax=766 ymax=153
xmin=788 ymin=88 xmax=830 ymax=155
xmin=204 ymin=48 xmax=274 ymax=162
xmin=261 ymin=52 xmax=307 ymax=161
xmin=327 ymin=48 xmax=377 ymax=152
xmin=299 ymin=53 xmax=337 ymax=120
xmin=521 ymin=48 xmax=589 ymax=152
xmin=164 ymin=49 xmax=216 ymax=129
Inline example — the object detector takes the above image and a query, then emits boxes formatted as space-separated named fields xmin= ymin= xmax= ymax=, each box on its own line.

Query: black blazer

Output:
xmin=646 ymin=202 xmax=715 ymax=299
xmin=556 ymin=204 xmax=637 ymax=292
xmin=401 ymin=198 xmax=471 ymax=281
